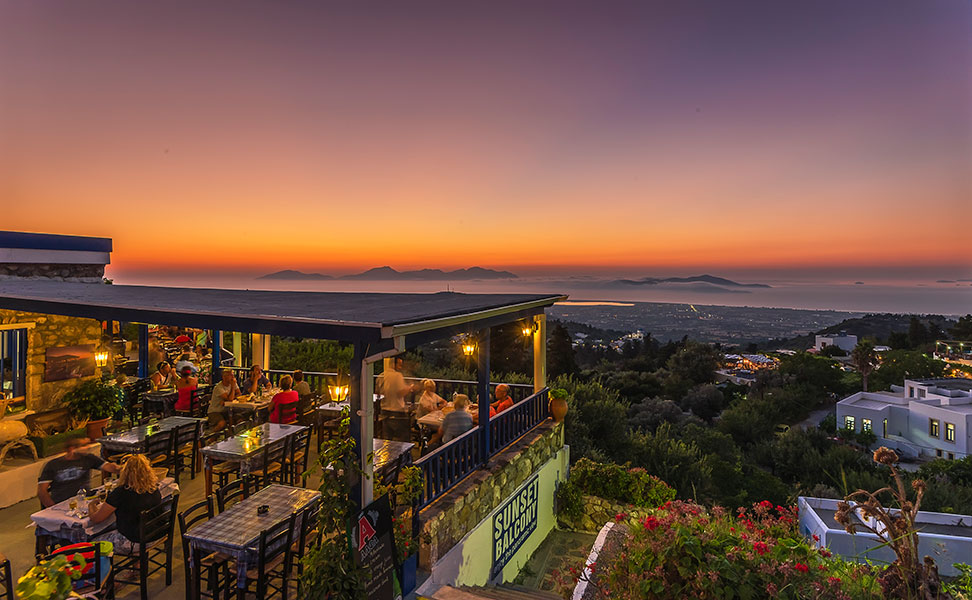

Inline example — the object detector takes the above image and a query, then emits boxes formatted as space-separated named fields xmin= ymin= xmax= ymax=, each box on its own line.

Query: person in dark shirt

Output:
xmin=241 ymin=364 xmax=272 ymax=395
xmin=37 ymin=438 xmax=120 ymax=507
xmin=89 ymin=454 xmax=163 ymax=553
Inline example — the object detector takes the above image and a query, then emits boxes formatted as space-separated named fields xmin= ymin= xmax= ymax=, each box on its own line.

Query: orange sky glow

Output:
xmin=1 ymin=1 xmax=969 ymax=279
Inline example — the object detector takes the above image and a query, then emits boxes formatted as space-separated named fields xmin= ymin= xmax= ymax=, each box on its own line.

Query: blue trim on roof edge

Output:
xmin=0 ymin=231 xmax=112 ymax=253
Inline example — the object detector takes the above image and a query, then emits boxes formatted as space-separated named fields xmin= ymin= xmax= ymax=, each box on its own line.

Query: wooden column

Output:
xmin=533 ymin=314 xmax=547 ymax=393
xmin=232 ymin=332 xmax=242 ymax=367
xmin=478 ymin=328 xmax=491 ymax=460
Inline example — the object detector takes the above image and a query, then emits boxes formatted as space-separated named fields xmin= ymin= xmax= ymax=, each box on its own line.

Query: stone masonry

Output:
xmin=418 ymin=421 xmax=564 ymax=570
xmin=0 ymin=309 xmax=104 ymax=412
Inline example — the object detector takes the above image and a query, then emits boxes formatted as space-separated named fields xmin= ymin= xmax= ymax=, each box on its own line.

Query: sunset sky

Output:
xmin=1 ymin=0 xmax=969 ymax=280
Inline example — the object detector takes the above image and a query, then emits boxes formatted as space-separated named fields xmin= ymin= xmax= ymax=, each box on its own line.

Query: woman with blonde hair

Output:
xmin=416 ymin=378 xmax=445 ymax=418
xmin=89 ymin=454 xmax=162 ymax=553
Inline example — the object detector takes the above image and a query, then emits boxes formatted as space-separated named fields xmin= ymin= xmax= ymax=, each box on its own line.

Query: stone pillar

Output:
xmin=533 ymin=314 xmax=547 ymax=392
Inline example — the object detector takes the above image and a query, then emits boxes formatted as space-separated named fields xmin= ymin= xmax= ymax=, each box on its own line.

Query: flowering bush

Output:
xmin=568 ymin=458 xmax=676 ymax=508
xmin=559 ymin=499 xmax=883 ymax=600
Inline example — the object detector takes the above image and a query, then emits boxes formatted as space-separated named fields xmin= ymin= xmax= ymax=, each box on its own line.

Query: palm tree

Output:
xmin=851 ymin=341 xmax=877 ymax=392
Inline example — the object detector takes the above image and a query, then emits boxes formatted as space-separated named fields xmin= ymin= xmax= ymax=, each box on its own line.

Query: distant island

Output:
xmin=611 ymin=274 xmax=771 ymax=289
xmin=258 ymin=266 xmax=518 ymax=281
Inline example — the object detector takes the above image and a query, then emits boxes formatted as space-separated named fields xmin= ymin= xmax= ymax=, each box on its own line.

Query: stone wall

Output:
xmin=0 ymin=263 xmax=105 ymax=282
xmin=418 ymin=421 xmax=564 ymax=570
xmin=0 ymin=309 xmax=104 ymax=412
xmin=558 ymin=495 xmax=654 ymax=533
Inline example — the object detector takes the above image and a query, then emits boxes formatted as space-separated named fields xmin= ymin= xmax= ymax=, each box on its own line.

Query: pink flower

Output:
xmin=765 ymin=583 xmax=778 ymax=595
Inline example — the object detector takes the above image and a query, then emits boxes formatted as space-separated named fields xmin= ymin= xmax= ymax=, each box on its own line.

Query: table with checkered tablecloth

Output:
xmin=199 ymin=423 xmax=307 ymax=495
xmin=97 ymin=416 xmax=204 ymax=457
xmin=183 ymin=484 xmax=320 ymax=591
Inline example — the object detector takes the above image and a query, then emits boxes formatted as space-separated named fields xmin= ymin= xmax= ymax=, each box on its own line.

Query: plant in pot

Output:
xmin=549 ymin=387 xmax=569 ymax=422
xmin=18 ymin=553 xmax=85 ymax=600
xmin=64 ymin=379 xmax=120 ymax=441
xmin=376 ymin=465 xmax=424 ymax=596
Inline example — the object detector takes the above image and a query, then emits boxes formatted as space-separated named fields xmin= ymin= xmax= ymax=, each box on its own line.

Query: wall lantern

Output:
xmin=522 ymin=321 xmax=539 ymax=337
xmin=95 ymin=350 xmax=110 ymax=367
xmin=462 ymin=343 xmax=476 ymax=357
xmin=328 ymin=385 xmax=349 ymax=401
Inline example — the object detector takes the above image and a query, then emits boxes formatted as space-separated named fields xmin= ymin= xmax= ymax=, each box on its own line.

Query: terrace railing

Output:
xmin=224 ymin=367 xmax=339 ymax=393
xmin=489 ymin=387 xmax=550 ymax=453
xmin=393 ymin=377 xmax=533 ymax=402
xmin=413 ymin=386 xmax=551 ymax=509
xmin=413 ymin=424 xmax=483 ymax=510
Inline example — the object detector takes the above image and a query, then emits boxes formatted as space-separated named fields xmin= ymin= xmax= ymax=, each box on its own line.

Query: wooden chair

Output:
xmin=176 ymin=387 xmax=209 ymax=419
xmin=248 ymin=438 xmax=288 ymax=489
xmin=283 ymin=427 xmax=312 ymax=487
xmin=0 ymin=553 xmax=13 ymax=600
xmin=112 ymin=492 xmax=181 ymax=600
xmin=271 ymin=398 xmax=299 ymax=425
xmin=45 ymin=542 xmax=114 ymax=599
xmin=290 ymin=503 xmax=321 ymax=597
xmin=179 ymin=495 xmax=231 ymax=600
xmin=214 ymin=478 xmax=251 ymax=513
xmin=145 ymin=429 xmax=175 ymax=476
xmin=172 ymin=422 xmax=201 ymax=482
xmin=239 ymin=512 xmax=297 ymax=600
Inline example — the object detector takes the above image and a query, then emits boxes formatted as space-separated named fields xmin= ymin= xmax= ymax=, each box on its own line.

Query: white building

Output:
xmin=798 ymin=496 xmax=972 ymax=577
xmin=814 ymin=333 xmax=858 ymax=353
xmin=836 ymin=379 xmax=972 ymax=461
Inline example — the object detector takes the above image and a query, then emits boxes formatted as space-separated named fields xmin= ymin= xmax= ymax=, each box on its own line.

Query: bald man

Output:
xmin=490 ymin=384 xmax=514 ymax=413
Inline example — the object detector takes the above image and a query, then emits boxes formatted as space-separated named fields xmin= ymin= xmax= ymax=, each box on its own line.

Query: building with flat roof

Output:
xmin=836 ymin=379 xmax=972 ymax=460
xmin=814 ymin=333 xmax=858 ymax=353
xmin=799 ymin=496 xmax=972 ymax=577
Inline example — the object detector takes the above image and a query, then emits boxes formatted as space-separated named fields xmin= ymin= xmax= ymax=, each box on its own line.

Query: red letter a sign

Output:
xmin=358 ymin=515 xmax=377 ymax=550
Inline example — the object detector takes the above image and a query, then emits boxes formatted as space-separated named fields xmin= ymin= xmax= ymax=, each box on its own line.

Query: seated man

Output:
xmin=38 ymin=438 xmax=120 ymax=508
xmin=490 ymin=384 xmax=515 ymax=413
xmin=430 ymin=394 xmax=474 ymax=446
xmin=241 ymin=364 xmax=272 ymax=395
xmin=208 ymin=367 xmax=240 ymax=431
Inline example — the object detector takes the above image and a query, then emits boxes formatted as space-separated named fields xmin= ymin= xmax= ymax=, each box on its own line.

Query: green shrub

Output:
xmin=555 ymin=478 xmax=583 ymax=521
xmin=568 ymin=458 xmax=675 ymax=508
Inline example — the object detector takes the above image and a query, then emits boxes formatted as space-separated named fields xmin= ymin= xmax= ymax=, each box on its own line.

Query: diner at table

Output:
xmin=416 ymin=378 xmax=446 ymax=417
xmin=38 ymin=437 xmax=120 ymax=508
xmin=87 ymin=454 xmax=164 ymax=554
xmin=149 ymin=360 xmax=177 ymax=390
xmin=240 ymin=364 xmax=272 ymax=395
xmin=174 ymin=365 xmax=198 ymax=412
xmin=208 ymin=367 xmax=240 ymax=431
xmin=268 ymin=375 xmax=300 ymax=424
xmin=430 ymin=393 xmax=475 ymax=447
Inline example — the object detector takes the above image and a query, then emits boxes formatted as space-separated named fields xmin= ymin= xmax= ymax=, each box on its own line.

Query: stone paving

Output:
xmin=513 ymin=529 xmax=597 ymax=594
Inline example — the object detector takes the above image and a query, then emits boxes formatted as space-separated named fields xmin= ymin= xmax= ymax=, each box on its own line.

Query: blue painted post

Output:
xmin=349 ymin=342 xmax=365 ymax=511
xmin=211 ymin=329 xmax=222 ymax=382
xmin=478 ymin=328 xmax=491 ymax=462
xmin=137 ymin=324 xmax=149 ymax=378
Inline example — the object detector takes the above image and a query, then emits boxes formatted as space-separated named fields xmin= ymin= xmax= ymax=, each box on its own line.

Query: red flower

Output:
xmin=642 ymin=516 xmax=659 ymax=530
xmin=758 ymin=500 xmax=773 ymax=509
xmin=828 ymin=577 xmax=841 ymax=584
xmin=615 ymin=512 xmax=628 ymax=521
xmin=794 ymin=563 xmax=809 ymax=573
xmin=812 ymin=534 xmax=820 ymax=542
xmin=752 ymin=541 xmax=769 ymax=556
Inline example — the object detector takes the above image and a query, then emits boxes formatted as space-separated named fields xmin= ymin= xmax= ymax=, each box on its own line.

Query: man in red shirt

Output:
xmin=491 ymin=384 xmax=515 ymax=413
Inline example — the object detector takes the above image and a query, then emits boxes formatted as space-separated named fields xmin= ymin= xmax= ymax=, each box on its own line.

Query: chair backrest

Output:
xmin=290 ymin=427 xmax=311 ymax=460
xmin=178 ymin=495 xmax=214 ymax=559
xmin=47 ymin=542 xmax=109 ymax=593
xmin=215 ymin=478 xmax=249 ymax=513
xmin=263 ymin=437 xmax=288 ymax=467
xmin=139 ymin=492 xmax=180 ymax=546
xmin=274 ymin=399 xmax=299 ymax=424
xmin=379 ymin=452 xmax=406 ymax=487
xmin=145 ymin=428 xmax=174 ymax=459
xmin=297 ymin=502 xmax=322 ymax=552
xmin=257 ymin=512 xmax=297 ymax=579
xmin=175 ymin=421 xmax=199 ymax=448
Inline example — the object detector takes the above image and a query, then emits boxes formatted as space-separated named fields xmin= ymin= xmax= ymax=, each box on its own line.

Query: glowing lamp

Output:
xmin=462 ymin=344 xmax=476 ymax=356
xmin=329 ymin=385 xmax=349 ymax=401
xmin=95 ymin=350 xmax=110 ymax=367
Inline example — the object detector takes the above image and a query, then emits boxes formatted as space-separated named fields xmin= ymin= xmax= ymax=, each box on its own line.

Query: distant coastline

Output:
xmin=258 ymin=266 xmax=518 ymax=281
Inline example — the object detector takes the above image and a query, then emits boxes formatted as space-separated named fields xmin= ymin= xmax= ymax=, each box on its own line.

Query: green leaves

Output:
xmin=17 ymin=554 xmax=82 ymax=600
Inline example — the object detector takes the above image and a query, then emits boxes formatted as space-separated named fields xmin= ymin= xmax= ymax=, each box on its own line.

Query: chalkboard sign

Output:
xmin=352 ymin=494 xmax=398 ymax=600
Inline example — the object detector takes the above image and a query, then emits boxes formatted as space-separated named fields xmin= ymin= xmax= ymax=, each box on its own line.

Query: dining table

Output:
xmin=31 ymin=477 xmax=179 ymax=546
xmin=141 ymin=389 xmax=179 ymax=416
xmin=97 ymin=416 xmax=205 ymax=458
xmin=183 ymin=484 xmax=320 ymax=597
xmin=200 ymin=422 xmax=307 ymax=495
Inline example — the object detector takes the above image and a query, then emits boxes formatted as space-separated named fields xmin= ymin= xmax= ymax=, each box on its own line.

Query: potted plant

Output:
xmin=63 ymin=379 xmax=120 ymax=440
xmin=377 ymin=466 xmax=424 ymax=596
xmin=17 ymin=553 xmax=84 ymax=600
xmin=549 ymin=388 xmax=569 ymax=422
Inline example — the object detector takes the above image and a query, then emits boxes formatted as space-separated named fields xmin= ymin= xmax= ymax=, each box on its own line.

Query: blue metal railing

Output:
xmin=413 ymin=424 xmax=483 ymax=509
xmin=489 ymin=387 xmax=549 ymax=453
xmin=413 ymin=387 xmax=551 ymax=509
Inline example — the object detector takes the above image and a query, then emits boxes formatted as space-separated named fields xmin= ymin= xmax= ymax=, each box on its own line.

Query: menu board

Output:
xmin=352 ymin=494 xmax=398 ymax=600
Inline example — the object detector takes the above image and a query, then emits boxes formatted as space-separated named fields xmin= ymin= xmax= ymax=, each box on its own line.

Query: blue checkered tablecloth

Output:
xmin=184 ymin=484 xmax=320 ymax=589
xmin=97 ymin=416 xmax=204 ymax=456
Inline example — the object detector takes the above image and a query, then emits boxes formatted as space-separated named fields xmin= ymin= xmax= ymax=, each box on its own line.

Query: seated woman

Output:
xmin=416 ymin=379 xmax=445 ymax=418
xmin=268 ymin=375 xmax=300 ymax=424
xmin=430 ymin=394 xmax=474 ymax=446
xmin=89 ymin=454 xmax=163 ymax=554
xmin=173 ymin=365 xmax=198 ymax=412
